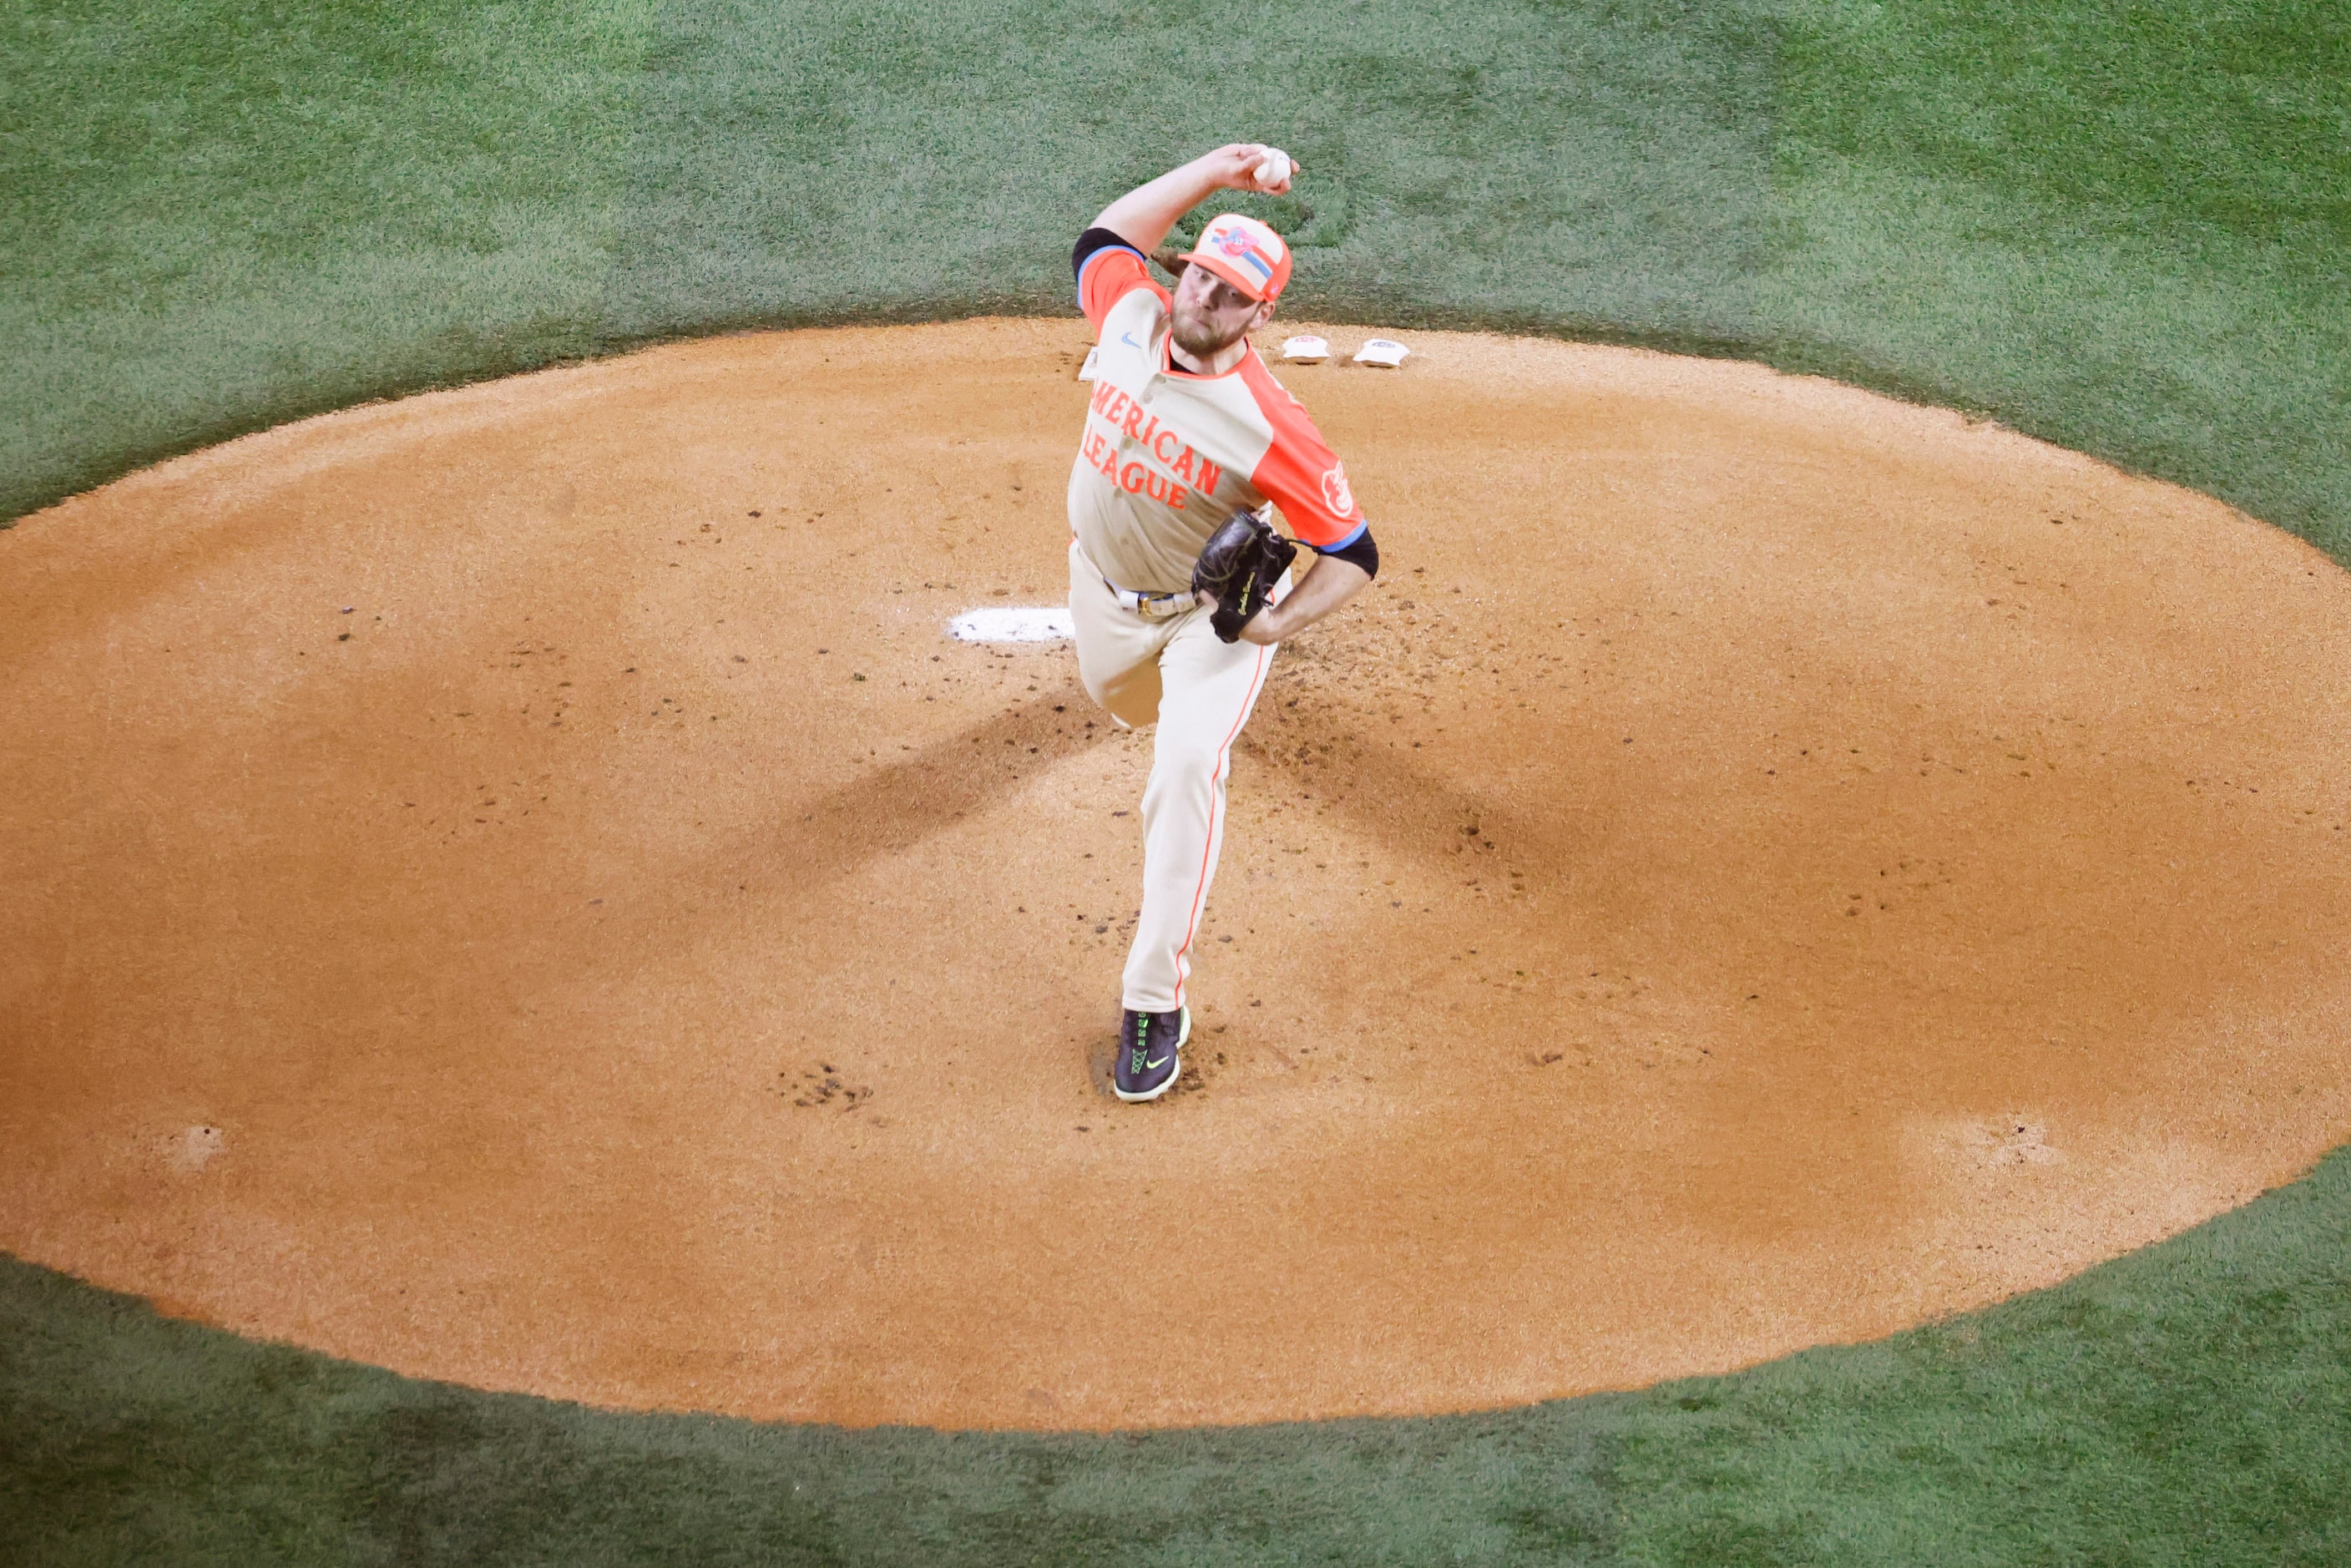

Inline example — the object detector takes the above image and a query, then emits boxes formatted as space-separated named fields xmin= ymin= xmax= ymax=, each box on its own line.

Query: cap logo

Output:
xmin=1190 ymin=215 xmax=1290 ymax=298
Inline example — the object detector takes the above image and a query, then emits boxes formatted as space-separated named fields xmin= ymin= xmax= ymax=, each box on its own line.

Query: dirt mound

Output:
xmin=3 ymin=319 xmax=2348 ymax=1430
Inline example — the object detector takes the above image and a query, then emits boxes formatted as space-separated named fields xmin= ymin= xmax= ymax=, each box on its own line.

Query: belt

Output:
xmin=1105 ymin=578 xmax=1194 ymax=620
xmin=1072 ymin=539 xmax=1195 ymax=620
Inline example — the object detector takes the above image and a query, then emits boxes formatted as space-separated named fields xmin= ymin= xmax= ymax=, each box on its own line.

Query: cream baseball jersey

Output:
xmin=1069 ymin=237 xmax=1367 ymax=594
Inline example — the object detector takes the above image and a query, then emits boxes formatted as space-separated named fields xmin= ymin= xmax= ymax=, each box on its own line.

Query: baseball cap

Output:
xmin=1177 ymin=212 xmax=1292 ymax=303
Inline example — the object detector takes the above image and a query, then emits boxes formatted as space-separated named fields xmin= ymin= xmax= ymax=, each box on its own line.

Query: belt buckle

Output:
xmin=1108 ymin=576 xmax=1187 ymax=620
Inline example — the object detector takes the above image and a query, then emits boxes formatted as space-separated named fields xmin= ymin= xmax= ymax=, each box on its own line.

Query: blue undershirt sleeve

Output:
xmin=1317 ymin=526 xmax=1378 ymax=579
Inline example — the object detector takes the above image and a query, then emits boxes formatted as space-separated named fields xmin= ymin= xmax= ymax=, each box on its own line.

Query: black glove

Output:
xmin=1191 ymin=509 xmax=1298 ymax=644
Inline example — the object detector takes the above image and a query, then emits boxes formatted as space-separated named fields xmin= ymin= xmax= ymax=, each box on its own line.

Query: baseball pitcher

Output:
xmin=1068 ymin=143 xmax=1381 ymax=1101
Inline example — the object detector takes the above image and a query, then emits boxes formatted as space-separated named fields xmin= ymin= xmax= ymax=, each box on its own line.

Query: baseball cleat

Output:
xmin=1114 ymin=1005 xmax=1189 ymax=1102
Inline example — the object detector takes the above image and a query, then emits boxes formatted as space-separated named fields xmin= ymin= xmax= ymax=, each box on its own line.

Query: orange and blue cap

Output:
xmin=1178 ymin=213 xmax=1292 ymax=303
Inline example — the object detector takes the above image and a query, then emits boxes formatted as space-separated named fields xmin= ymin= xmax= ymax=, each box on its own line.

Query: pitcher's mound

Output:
xmin=3 ymin=319 xmax=2348 ymax=1430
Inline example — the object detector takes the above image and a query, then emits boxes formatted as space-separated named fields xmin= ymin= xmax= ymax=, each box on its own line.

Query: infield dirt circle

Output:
xmin=5 ymin=319 xmax=2349 ymax=1430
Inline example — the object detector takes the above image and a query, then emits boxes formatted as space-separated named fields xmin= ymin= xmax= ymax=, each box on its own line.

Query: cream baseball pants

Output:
xmin=1068 ymin=540 xmax=1278 ymax=1015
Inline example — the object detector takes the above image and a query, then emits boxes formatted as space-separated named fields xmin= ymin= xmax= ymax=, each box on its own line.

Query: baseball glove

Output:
xmin=1191 ymin=508 xmax=1298 ymax=644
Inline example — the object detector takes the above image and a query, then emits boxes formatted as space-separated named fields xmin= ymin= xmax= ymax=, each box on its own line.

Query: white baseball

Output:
xmin=1254 ymin=149 xmax=1292 ymax=190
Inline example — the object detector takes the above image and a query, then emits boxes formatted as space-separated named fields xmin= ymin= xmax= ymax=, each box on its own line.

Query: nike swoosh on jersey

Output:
xmin=1120 ymin=331 xmax=1143 ymax=349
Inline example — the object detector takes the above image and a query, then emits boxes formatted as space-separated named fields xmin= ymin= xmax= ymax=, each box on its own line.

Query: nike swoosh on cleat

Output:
xmin=1145 ymin=1053 xmax=1170 ymax=1070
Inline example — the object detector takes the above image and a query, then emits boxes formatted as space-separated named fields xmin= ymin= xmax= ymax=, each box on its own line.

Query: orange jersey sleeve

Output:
xmin=1238 ymin=356 xmax=1367 ymax=549
xmin=1076 ymin=240 xmax=1165 ymax=332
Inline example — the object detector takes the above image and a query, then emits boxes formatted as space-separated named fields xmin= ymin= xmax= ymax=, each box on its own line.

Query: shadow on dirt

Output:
xmin=770 ymin=674 xmax=1100 ymax=896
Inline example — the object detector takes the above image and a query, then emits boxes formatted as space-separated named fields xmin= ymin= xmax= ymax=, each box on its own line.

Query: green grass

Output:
xmin=599 ymin=0 xmax=1776 ymax=336
xmin=1 ymin=0 xmax=654 ymax=518
xmin=7 ymin=1149 xmax=2348 ymax=1564
xmin=13 ymin=0 xmax=2344 ymax=554
xmin=6 ymin=0 xmax=2349 ymax=1557
xmin=1765 ymin=0 xmax=2351 ymax=556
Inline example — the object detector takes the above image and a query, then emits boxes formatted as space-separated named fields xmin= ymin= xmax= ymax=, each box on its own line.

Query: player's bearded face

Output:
xmin=1170 ymin=264 xmax=1270 ymax=360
